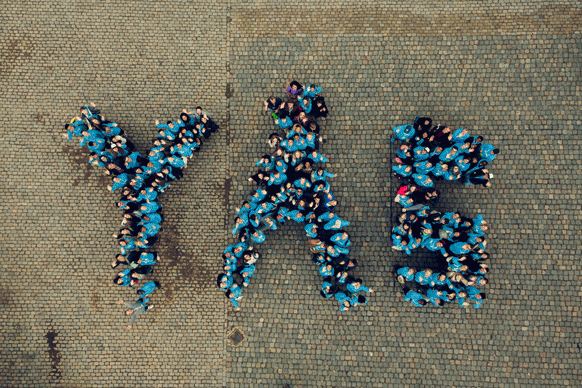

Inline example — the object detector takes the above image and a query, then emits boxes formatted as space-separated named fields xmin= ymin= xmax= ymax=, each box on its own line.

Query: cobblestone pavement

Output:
xmin=1 ymin=1 xmax=581 ymax=387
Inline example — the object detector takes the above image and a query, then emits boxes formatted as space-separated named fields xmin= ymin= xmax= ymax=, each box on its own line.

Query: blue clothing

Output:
xmin=307 ymin=152 xmax=327 ymax=164
xmin=313 ymin=180 xmax=330 ymax=193
xmin=392 ymin=165 xmax=412 ymax=177
xmin=228 ymin=285 xmax=242 ymax=308
xmin=317 ymin=212 xmax=335 ymax=223
xmin=138 ymin=252 xmax=157 ymax=266
xmin=454 ymin=156 xmax=471 ymax=172
xmin=311 ymin=169 xmax=335 ymax=182
xmin=251 ymin=230 xmax=266 ymax=244
xmin=427 ymin=289 xmax=444 ymax=306
xmin=65 ymin=120 xmax=87 ymax=140
xmin=276 ymin=118 xmax=293 ymax=129
xmin=413 ymin=160 xmax=434 ymax=175
xmin=167 ymin=157 xmax=186 ymax=168
xmin=219 ymin=275 xmax=233 ymax=291
xmin=117 ymin=269 xmax=132 ymax=286
xmin=335 ymin=291 xmax=351 ymax=308
xmin=303 ymin=84 xmax=322 ymax=98
xmin=141 ymin=213 xmax=162 ymax=225
xmin=414 ymin=271 xmax=431 ymax=286
xmin=396 ymin=267 xmax=415 ymax=282
xmin=404 ymin=290 xmax=427 ymax=307
xmin=255 ymin=202 xmax=274 ymax=215
xmin=347 ymin=283 xmax=370 ymax=294
xmin=299 ymin=99 xmax=312 ymax=114
xmin=171 ymin=144 xmax=192 ymax=158
xmin=280 ymin=139 xmax=299 ymax=152
xmin=412 ymin=174 xmax=433 ymax=188
xmin=268 ymin=172 xmax=287 ymax=186
xmin=255 ymin=158 xmax=274 ymax=170
xmin=305 ymin=224 xmax=318 ymax=238
xmin=293 ymin=178 xmax=312 ymax=190
xmin=324 ymin=216 xmax=350 ymax=230
xmin=393 ymin=124 xmax=415 ymax=142
xmin=479 ymin=143 xmax=498 ymax=162
xmin=102 ymin=123 xmax=121 ymax=137
xmin=140 ymin=201 xmax=160 ymax=214
xmin=450 ymin=242 xmax=471 ymax=255
xmin=79 ymin=129 xmax=105 ymax=147
xmin=250 ymin=189 xmax=267 ymax=203
xmin=110 ymin=173 xmax=129 ymax=192
xmin=439 ymin=147 xmax=459 ymax=162
xmin=138 ymin=281 xmax=158 ymax=298
xmin=432 ymin=162 xmax=448 ymax=178
xmin=287 ymin=210 xmax=305 ymax=223
xmin=321 ymin=281 xmax=334 ymax=298
xmin=330 ymin=233 xmax=351 ymax=247
xmin=140 ymin=222 xmax=159 ymax=238
xmin=232 ymin=215 xmax=249 ymax=235
xmin=413 ymin=146 xmax=431 ymax=161
xmin=319 ymin=266 xmax=334 ymax=277
xmin=125 ymin=152 xmax=142 ymax=169
xmin=137 ymin=188 xmax=158 ymax=203
xmin=452 ymin=128 xmax=470 ymax=143
xmin=241 ymin=264 xmax=255 ymax=286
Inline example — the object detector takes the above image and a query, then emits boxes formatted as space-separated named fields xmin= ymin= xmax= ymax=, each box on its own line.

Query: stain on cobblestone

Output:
xmin=90 ymin=285 xmax=100 ymax=310
xmin=225 ymin=82 xmax=234 ymax=99
xmin=62 ymin=145 xmax=94 ymax=186
xmin=0 ymin=37 xmax=34 ymax=76
xmin=223 ymin=178 xmax=231 ymax=209
xmin=0 ymin=285 xmax=12 ymax=305
xmin=44 ymin=329 xmax=62 ymax=382
xmin=162 ymin=223 xmax=181 ymax=271
xmin=224 ymin=102 xmax=231 ymax=146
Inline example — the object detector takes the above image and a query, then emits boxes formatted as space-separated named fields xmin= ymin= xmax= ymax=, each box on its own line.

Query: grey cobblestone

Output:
xmin=0 ymin=0 xmax=581 ymax=387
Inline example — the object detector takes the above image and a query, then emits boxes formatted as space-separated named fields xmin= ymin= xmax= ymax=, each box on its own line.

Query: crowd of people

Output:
xmin=217 ymin=80 xmax=373 ymax=311
xmin=392 ymin=117 xmax=498 ymax=188
xmin=391 ymin=117 xmax=498 ymax=308
xmin=64 ymin=103 xmax=218 ymax=327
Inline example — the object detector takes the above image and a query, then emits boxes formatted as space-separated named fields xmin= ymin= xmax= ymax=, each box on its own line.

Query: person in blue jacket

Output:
xmin=402 ymin=287 xmax=427 ymax=307
xmin=479 ymin=143 xmax=499 ymax=162
xmin=137 ymin=281 xmax=161 ymax=299
xmin=334 ymin=291 xmax=352 ymax=311
xmin=320 ymin=278 xmax=335 ymax=298
xmin=240 ymin=264 xmax=255 ymax=286
xmin=299 ymin=97 xmax=312 ymax=114
xmin=307 ymin=151 xmax=327 ymax=164
xmin=392 ymin=124 xmax=415 ymax=143
xmin=226 ymin=284 xmax=242 ymax=311
xmin=426 ymin=289 xmax=445 ymax=306
xmin=108 ymin=173 xmax=129 ymax=192
xmin=275 ymin=115 xmax=293 ymax=129
xmin=217 ymin=274 xmax=233 ymax=292
xmin=303 ymin=84 xmax=322 ymax=98
xmin=319 ymin=264 xmax=334 ymax=277
xmin=63 ymin=118 xmax=88 ymax=140
xmin=396 ymin=266 xmax=416 ymax=283
xmin=347 ymin=278 xmax=373 ymax=294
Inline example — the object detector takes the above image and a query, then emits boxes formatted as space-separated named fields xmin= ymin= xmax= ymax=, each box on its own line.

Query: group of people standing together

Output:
xmin=392 ymin=117 xmax=498 ymax=188
xmin=217 ymin=80 xmax=373 ymax=311
xmin=64 ymin=103 xmax=218 ymax=327
xmin=391 ymin=117 xmax=498 ymax=308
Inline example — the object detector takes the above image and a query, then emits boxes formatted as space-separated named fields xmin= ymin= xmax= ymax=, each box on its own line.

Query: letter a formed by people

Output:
xmin=218 ymin=81 xmax=372 ymax=312
xmin=63 ymin=103 xmax=218 ymax=304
